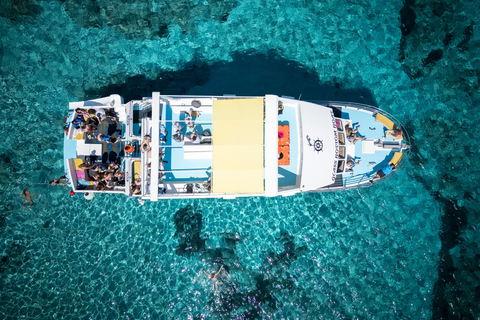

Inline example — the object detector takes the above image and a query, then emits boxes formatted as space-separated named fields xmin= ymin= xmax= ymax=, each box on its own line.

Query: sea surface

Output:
xmin=0 ymin=0 xmax=479 ymax=319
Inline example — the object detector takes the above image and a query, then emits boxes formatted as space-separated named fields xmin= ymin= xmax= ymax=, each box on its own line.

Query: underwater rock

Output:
xmin=457 ymin=23 xmax=474 ymax=52
xmin=0 ymin=0 xmax=43 ymax=22
xmin=0 ymin=215 xmax=6 ymax=233
xmin=398 ymin=0 xmax=416 ymax=63
xmin=0 ymin=242 xmax=30 ymax=273
xmin=422 ymin=49 xmax=443 ymax=68
xmin=399 ymin=0 xmax=416 ymax=37
xmin=173 ymin=205 xmax=205 ymax=256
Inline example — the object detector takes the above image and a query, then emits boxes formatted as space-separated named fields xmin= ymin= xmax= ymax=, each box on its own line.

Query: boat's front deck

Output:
xmin=337 ymin=106 xmax=404 ymax=186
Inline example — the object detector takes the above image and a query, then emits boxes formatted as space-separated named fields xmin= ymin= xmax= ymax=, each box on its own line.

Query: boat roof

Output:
xmin=298 ymin=101 xmax=338 ymax=191
xmin=212 ymin=98 xmax=264 ymax=194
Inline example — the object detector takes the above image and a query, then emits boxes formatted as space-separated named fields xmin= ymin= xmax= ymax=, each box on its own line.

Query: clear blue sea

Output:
xmin=0 ymin=0 xmax=479 ymax=319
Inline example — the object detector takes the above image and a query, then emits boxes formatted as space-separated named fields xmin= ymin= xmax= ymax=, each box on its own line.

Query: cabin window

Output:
xmin=338 ymin=132 xmax=345 ymax=145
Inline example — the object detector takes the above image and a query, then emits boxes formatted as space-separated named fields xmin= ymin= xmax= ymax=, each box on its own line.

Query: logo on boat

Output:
xmin=306 ymin=135 xmax=323 ymax=153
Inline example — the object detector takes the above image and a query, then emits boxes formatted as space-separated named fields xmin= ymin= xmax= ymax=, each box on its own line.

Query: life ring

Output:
xmin=124 ymin=145 xmax=135 ymax=153
xmin=84 ymin=192 xmax=94 ymax=200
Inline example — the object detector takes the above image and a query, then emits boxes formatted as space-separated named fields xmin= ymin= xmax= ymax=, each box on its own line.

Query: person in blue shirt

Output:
xmin=370 ymin=161 xmax=396 ymax=183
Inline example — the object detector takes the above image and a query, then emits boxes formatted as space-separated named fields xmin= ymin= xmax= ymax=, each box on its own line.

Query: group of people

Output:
xmin=70 ymin=108 xmax=120 ymax=143
xmin=172 ymin=110 xmax=212 ymax=144
xmin=78 ymin=162 xmax=125 ymax=191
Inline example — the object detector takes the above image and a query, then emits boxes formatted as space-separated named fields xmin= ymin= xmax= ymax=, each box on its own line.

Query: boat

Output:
xmin=63 ymin=93 xmax=410 ymax=201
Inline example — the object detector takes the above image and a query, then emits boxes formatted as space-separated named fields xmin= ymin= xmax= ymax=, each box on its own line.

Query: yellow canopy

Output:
xmin=212 ymin=98 xmax=264 ymax=193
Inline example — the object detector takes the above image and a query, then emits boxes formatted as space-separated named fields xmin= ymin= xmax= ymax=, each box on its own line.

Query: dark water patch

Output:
xmin=266 ymin=230 xmax=307 ymax=269
xmin=431 ymin=1 xmax=447 ymax=17
xmin=209 ymin=229 xmax=307 ymax=319
xmin=85 ymin=62 xmax=212 ymax=102
xmin=403 ymin=119 xmax=479 ymax=319
xmin=398 ymin=0 xmax=416 ymax=63
xmin=0 ymin=242 xmax=30 ymax=273
xmin=422 ymin=49 xmax=443 ymax=68
xmin=397 ymin=1 xmax=475 ymax=80
xmin=443 ymin=33 xmax=454 ymax=46
xmin=173 ymin=204 xmax=205 ymax=256
xmin=431 ymin=193 xmax=468 ymax=320
xmin=42 ymin=220 xmax=50 ymax=229
xmin=60 ymin=0 xmax=238 ymax=40
xmin=0 ymin=215 xmax=6 ymax=233
xmin=400 ymin=0 xmax=416 ymax=37
xmin=0 ymin=0 xmax=43 ymax=22
xmin=457 ymin=23 xmax=474 ymax=52
xmin=85 ymin=51 xmax=375 ymax=105
xmin=0 ymin=153 xmax=17 ymax=187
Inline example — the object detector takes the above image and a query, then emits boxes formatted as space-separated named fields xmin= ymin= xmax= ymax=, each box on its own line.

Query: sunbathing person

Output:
xmin=185 ymin=130 xmax=202 ymax=144
xmin=173 ymin=133 xmax=183 ymax=143
xmin=141 ymin=135 xmax=152 ymax=157
xmin=370 ymin=161 xmax=397 ymax=183
xmin=346 ymin=125 xmax=366 ymax=144
xmin=130 ymin=182 xmax=141 ymax=195
xmin=383 ymin=129 xmax=403 ymax=139
xmin=185 ymin=117 xmax=195 ymax=130
xmin=141 ymin=135 xmax=151 ymax=149
xmin=346 ymin=159 xmax=361 ymax=170
xmin=173 ymin=121 xmax=184 ymax=133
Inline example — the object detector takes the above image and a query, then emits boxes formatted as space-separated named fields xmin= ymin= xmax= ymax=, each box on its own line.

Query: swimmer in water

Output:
xmin=202 ymin=265 xmax=223 ymax=291
xmin=21 ymin=189 xmax=35 ymax=211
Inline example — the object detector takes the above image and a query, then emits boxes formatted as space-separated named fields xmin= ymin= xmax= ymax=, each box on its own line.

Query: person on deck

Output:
xmin=383 ymin=129 xmax=402 ymax=139
xmin=370 ymin=161 xmax=396 ymax=183
xmin=97 ymin=134 xmax=117 ymax=143
xmin=346 ymin=159 xmax=361 ymax=171
xmin=185 ymin=130 xmax=202 ymax=144
xmin=346 ymin=125 xmax=366 ymax=144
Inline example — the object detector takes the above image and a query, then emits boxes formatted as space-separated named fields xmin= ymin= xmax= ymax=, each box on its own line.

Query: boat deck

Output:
xmin=340 ymin=107 xmax=401 ymax=185
xmin=161 ymin=103 xmax=212 ymax=182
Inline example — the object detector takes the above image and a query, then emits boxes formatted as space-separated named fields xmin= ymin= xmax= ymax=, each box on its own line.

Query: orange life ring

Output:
xmin=124 ymin=145 xmax=135 ymax=153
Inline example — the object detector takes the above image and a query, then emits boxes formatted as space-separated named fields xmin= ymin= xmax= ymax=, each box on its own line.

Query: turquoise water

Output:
xmin=1 ymin=0 xmax=479 ymax=319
